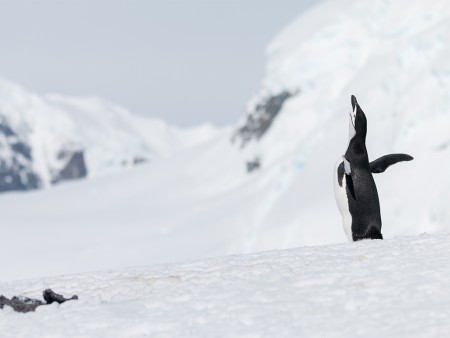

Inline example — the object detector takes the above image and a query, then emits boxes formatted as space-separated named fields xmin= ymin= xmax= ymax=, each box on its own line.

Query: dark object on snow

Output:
xmin=233 ymin=90 xmax=298 ymax=147
xmin=43 ymin=289 xmax=78 ymax=304
xmin=0 ymin=295 xmax=45 ymax=313
xmin=246 ymin=157 xmax=261 ymax=173
xmin=0 ymin=289 xmax=78 ymax=313
xmin=51 ymin=150 xmax=88 ymax=184
xmin=0 ymin=114 xmax=88 ymax=193
xmin=0 ymin=115 xmax=41 ymax=193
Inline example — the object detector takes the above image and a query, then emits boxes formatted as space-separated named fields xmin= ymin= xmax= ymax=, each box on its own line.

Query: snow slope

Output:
xmin=1 ymin=234 xmax=449 ymax=338
xmin=234 ymin=0 xmax=450 ymax=242
xmin=3 ymin=0 xmax=450 ymax=282
xmin=0 ymin=135 xmax=249 ymax=281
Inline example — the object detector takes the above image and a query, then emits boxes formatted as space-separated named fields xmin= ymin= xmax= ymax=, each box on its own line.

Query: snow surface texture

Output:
xmin=3 ymin=0 xmax=450 ymax=281
xmin=1 ymin=234 xmax=449 ymax=338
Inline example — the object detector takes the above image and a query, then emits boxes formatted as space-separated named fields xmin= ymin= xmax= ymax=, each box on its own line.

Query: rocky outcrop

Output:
xmin=0 ymin=289 xmax=78 ymax=313
xmin=0 ymin=114 xmax=88 ymax=192
xmin=51 ymin=150 xmax=87 ymax=184
xmin=0 ymin=116 xmax=41 ymax=192
xmin=246 ymin=157 xmax=261 ymax=173
xmin=0 ymin=78 xmax=211 ymax=194
xmin=233 ymin=90 xmax=297 ymax=148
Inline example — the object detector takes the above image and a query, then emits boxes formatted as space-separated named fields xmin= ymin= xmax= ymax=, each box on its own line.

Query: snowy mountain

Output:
xmin=1 ymin=234 xmax=449 ymax=337
xmin=2 ymin=0 xmax=450 ymax=283
xmin=0 ymin=79 xmax=220 ymax=192
xmin=233 ymin=0 xmax=450 ymax=242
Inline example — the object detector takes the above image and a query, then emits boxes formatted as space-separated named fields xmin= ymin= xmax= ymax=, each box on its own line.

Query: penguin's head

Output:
xmin=349 ymin=95 xmax=367 ymax=139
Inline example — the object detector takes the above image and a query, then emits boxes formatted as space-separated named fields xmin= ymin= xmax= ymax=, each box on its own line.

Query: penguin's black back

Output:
xmin=345 ymin=164 xmax=382 ymax=241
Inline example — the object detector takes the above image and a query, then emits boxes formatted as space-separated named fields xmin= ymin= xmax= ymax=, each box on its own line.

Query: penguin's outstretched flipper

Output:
xmin=370 ymin=154 xmax=413 ymax=174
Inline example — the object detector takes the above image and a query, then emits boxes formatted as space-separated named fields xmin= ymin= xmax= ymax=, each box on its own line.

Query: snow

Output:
xmin=1 ymin=2 xmax=450 ymax=334
xmin=2 ymin=0 xmax=450 ymax=282
xmin=0 ymin=135 xmax=249 ymax=281
xmin=235 ymin=0 xmax=450 ymax=246
xmin=0 ymin=79 xmax=222 ymax=183
xmin=0 ymin=0 xmax=449 ymax=305
xmin=1 ymin=234 xmax=450 ymax=337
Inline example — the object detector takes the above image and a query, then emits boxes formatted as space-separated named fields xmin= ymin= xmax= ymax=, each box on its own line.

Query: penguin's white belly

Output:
xmin=334 ymin=158 xmax=353 ymax=242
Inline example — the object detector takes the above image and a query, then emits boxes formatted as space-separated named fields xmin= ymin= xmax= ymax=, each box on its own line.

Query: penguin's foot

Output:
xmin=354 ymin=226 xmax=383 ymax=241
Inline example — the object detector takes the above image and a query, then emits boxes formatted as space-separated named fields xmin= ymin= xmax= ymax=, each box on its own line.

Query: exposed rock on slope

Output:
xmin=233 ymin=90 xmax=297 ymax=148
xmin=0 ymin=80 xmax=221 ymax=193
xmin=0 ymin=115 xmax=40 ymax=191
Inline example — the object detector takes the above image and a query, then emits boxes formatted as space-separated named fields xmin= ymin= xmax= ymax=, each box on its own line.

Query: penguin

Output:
xmin=334 ymin=95 xmax=413 ymax=242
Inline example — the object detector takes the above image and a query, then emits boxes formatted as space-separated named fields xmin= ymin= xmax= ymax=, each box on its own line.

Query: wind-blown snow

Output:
xmin=1 ymin=234 xmax=449 ymax=338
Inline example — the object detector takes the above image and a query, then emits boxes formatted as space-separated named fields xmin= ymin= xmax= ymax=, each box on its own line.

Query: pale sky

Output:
xmin=0 ymin=0 xmax=316 ymax=126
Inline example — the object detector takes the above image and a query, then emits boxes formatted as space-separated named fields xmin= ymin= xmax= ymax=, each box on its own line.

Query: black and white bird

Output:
xmin=334 ymin=95 xmax=413 ymax=241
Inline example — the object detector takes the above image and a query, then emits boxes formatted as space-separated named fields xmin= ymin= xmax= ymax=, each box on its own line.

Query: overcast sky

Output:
xmin=0 ymin=0 xmax=316 ymax=127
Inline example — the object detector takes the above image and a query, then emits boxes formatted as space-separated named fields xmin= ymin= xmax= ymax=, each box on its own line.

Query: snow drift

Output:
xmin=1 ymin=234 xmax=449 ymax=337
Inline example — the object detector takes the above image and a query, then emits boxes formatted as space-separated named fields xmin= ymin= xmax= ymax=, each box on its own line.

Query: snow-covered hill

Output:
xmin=0 ymin=79 xmax=220 ymax=192
xmin=1 ymin=234 xmax=449 ymax=338
xmin=233 ymin=0 xmax=450 ymax=242
xmin=3 ymin=0 xmax=450 ymax=282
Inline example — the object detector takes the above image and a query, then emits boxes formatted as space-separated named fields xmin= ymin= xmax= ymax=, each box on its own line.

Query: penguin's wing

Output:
xmin=370 ymin=154 xmax=414 ymax=173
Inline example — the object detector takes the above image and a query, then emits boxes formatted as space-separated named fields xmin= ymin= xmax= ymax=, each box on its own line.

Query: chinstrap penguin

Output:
xmin=334 ymin=95 xmax=413 ymax=242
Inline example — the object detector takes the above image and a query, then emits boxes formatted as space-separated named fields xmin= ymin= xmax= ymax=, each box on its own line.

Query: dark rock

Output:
xmin=0 ymin=113 xmax=147 ymax=193
xmin=233 ymin=90 xmax=298 ymax=147
xmin=133 ymin=157 xmax=148 ymax=165
xmin=0 ymin=295 xmax=45 ymax=313
xmin=0 ymin=289 xmax=78 ymax=313
xmin=0 ymin=168 xmax=40 ymax=192
xmin=43 ymin=289 xmax=78 ymax=304
xmin=0 ymin=123 xmax=16 ymax=137
xmin=246 ymin=157 xmax=261 ymax=173
xmin=52 ymin=150 xmax=88 ymax=184
xmin=0 ymin=114 xmax=90 ymax=192
xmin=11 ymin=142 xmax=32 ymax=160
xmin=0 ymin=115 xmax=41 ymax=192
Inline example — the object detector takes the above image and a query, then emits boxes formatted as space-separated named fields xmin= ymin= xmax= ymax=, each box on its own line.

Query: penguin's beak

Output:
xmin=351 ymin=95 xmax=358 ymax=111
xmin=348 ymin=95 xmax=357 ymax=141
xmin=350 ymin=95 xmax=357 ymax=128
